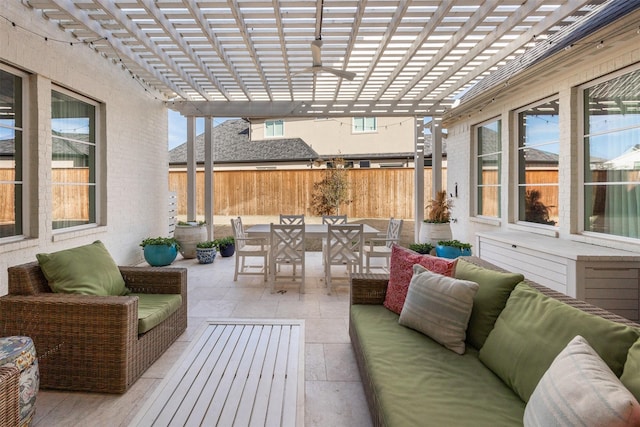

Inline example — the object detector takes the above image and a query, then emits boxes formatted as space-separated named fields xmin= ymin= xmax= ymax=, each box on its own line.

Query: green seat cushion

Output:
xmin=36 ymin=241 xmax=128 ymax=296
xmin=621 ymin=337 xmax=640 ymax=402
xmin=479 ymin=283 xmax=639 ymax=403
xmin=351 ymin=305 xmax=525 ymax=426
xmin=134 ymin=294 xmax=182 ymax=334
xmin=454 ymin=258 xmax=523 ymax=350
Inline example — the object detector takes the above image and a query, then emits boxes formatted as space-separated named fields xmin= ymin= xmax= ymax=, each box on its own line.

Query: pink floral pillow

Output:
xmin=383 ymin=244 xmax=457 ymax=314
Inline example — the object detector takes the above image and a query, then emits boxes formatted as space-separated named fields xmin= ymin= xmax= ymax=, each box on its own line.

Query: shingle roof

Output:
xmin=169 ymin=119 xmax=319 ymax=164
xmin=459 ymin=0 xmax=640 ymax=105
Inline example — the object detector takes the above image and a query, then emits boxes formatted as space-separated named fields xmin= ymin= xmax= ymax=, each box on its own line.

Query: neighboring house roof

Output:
xmin=169 ymin=119 xmax=319 ymax=164
xmin=459 ymin=0 xmax=639 ymax=105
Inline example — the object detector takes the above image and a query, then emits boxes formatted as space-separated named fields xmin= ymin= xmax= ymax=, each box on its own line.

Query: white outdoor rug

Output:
xmin=131 ymin=319 xmax=305 ymax=427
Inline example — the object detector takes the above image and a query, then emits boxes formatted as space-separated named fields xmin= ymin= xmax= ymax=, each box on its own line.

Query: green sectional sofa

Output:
xmin=350 ymin=256 xmax=640 ymax=426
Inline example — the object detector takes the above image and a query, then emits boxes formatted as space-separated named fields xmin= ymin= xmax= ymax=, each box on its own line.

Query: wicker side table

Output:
xmin=0 ymin=337 xmax=39 ymax=427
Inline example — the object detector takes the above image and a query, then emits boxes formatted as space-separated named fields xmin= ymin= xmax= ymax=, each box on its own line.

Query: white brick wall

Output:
xmin=443 ymin=23 xmax=640 ymax=254
xmin=0 ymin=3 xmax=169 ymax=294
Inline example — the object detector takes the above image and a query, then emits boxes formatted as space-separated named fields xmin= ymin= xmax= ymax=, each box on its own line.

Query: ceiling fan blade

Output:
xmin=310 ymin=39 xmax=323 ymax=67
xmin=320 ymin=66 xmax=356 ymax=81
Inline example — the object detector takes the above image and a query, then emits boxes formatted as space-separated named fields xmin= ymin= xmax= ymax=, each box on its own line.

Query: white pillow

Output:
xmin=524 ymin=335 xmax=640 ymax=427
xmin=398 ymin=264 xmax=479 ymax=355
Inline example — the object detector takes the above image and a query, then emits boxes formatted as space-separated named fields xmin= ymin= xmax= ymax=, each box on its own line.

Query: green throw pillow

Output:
xmin=621 ymin=337 xmax=640 ymax=402
xmin=478 ymin=283 xmax=639 ymax=403
xmin=36 ymin=240 xmax=128 ymax=296
xmin=454 ymin=258 xmax=523 ymax=350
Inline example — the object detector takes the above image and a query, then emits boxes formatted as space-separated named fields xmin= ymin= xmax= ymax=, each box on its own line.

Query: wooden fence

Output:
xmin=0 ymin=167 xmax=560 ymax=223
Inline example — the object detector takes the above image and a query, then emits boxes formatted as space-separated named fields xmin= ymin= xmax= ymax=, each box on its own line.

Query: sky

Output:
xmin=167 ymin=111 xmax=236 ymax=150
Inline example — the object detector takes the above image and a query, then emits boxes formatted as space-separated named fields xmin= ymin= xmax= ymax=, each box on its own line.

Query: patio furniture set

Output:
xmin=350 ymin=245 xmax=640 ymax=426
xmin=233 ymin=215 xmax=403 ymax=294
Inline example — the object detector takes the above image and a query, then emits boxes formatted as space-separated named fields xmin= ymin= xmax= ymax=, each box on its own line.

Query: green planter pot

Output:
xmin=143 ymin=244 xmax=178 ymax=266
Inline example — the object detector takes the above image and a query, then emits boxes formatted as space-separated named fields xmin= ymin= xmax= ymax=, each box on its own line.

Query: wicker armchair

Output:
xmin=0 ymin=262 xmax=188 ymax=394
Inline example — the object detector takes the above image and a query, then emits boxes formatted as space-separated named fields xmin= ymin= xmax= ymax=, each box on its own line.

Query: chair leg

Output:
xmin=366 ymin=255 xmax=371 ymax=273
xmin=234 ymin=254 xmax=240 ymax=281
xmin=301 ymin=262 xmax=305 ymax=294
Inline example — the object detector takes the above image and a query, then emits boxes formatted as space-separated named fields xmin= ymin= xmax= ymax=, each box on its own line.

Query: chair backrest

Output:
xmin=384 ymin=218 xmax=404 ymax=248
xmin=326 ymin=224 xmax=364 ymax=268
xmin=270 ymin=224 xmax=305 ymax=263
xmin=322 ymin=215 xmax=348 ymax=225
xmin=230 ymin=217 xmax=247 ymax=249
xmin=279 ymin=214 xmax=305 ymax=225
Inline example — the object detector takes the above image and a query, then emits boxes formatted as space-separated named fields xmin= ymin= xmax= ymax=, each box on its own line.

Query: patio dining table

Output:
xmin=246 ymin=223 xmax=381 ymax=240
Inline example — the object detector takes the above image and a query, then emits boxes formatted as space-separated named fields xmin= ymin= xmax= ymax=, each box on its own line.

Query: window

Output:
xmin=353 ymin=117 xmax=376 ymax=132
xmin=517 ymin=98 xmax=559 ymax=226
xmin=265 ymin=119 xmax=284 ymax=137
xmin=475 ymin=119 xmax=501 ymax=218
xmin=51 ymin=89 xmax=98 ymax=230
xmin=583 ymin=67 xmax=640 ymax=239
xmin=0 ymin=66 xmax=24 ymax=239
xmin=359 ymin=160 xmax=371 ymax=168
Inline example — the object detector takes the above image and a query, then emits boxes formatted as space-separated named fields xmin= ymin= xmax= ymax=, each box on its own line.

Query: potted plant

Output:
xmin=419 ymin=190 xmax=453 ymax=245
xmin=140 ymin=237 xmax=179 ymax=266
xmin=408 ymin=242 xmax=435 ymax=255
xmin=214 ymin=236 xmax=235 ymax=257
xmin=195 ymin=240 xmax=217 ymax=264
xmin=435 ymin=239 xmax=472 ymax=259
xmin=174 ymin=220 xmax=208 ymax=259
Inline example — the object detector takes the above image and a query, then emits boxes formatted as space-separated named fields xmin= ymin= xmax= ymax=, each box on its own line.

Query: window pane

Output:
xmin=265 ymin=120 xmax=283 ymax=137
xmin=0 ymin=68 xmax=23 ymax=238
xmin=353 ymin=117 xmax=364 ymax=132
xmin=476 ymin=119 xmax=501 ymax=218
xmin=517 ymin=99 xmax=560 ymax=225
xmin=51 ymin=90 xmax=96 ymax=230
xmin=583 ymin=68 xmax=640 ymax=239
xmin=477 ymin=186 xmax=500 ymax=217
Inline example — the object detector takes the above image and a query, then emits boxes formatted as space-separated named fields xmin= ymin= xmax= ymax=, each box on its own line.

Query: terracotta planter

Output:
xmin=419 ymin=222 xmax=452 ymax=245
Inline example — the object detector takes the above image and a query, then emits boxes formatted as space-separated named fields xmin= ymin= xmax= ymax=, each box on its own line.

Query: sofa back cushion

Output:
xmin=36 ymin=241 xmax=128 ymax=296
xmin=621 ymin=338 xmax=640 ymax=402
xmin=479 ymin=282 xmax=639 ymax=403
xmin=383 ymin=244 xmax=456 ymax=314
xmin=454 ymin=258 xmax=523 ymax=350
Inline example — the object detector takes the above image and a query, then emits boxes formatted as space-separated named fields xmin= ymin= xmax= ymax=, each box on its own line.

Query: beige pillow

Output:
xmin=398 ymin=265 xmax=479 ymax=354
xmin=524 ymin=335 xmax=640 ymax=427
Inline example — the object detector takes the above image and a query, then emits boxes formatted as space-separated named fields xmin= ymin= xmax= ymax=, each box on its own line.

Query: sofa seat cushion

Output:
xmin=351 ymin=305 xmax=525 ymax=426
xmin=134 ymin=294 xmax=182 ymax=334
xmin=621 ymin=338 xmax=640 ymax=402
xmin=454 ymin=258 xmax=524 ymax=350
xmin=479 ymin=283 xmax=639 ymax=403
xmin=36 ymin=241 xmax=128 ymax=296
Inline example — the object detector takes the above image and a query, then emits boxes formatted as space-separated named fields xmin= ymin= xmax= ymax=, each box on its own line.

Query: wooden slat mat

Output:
xmin=131 ymin=319 xmax=305 ymax=427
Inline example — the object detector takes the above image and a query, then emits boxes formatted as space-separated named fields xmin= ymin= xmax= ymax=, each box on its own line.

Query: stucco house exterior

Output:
xmin=169 ymin=116 xmax=422 ymax=170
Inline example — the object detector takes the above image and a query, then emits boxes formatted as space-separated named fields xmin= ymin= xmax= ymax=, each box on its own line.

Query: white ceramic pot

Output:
xmin=419 ymin=222 xmax=452 ymax=246
xmin=174 ymin=224 xmax=208 ymax=259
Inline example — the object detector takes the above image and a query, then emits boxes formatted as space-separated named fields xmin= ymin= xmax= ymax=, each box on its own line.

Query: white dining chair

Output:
xmin=230 ymin=216 xmax=269 ymax=282
xmin=364 ymin=218 xmax=403 ymax=272
xmin=321 ymin=215 xmax=347 ymax=225
xmin=279 ymin=214 xmax=305 ymax=225
xmin=269 ymin=223 xmax=305 ymax=294
xmin=324 ymin=223 xmax=364 ymax=295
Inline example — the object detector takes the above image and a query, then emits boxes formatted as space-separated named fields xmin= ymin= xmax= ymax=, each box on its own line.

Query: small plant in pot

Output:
xmin=214 ymin=236 xmax=235 ymax=257
xmin=419 ymin=190 xmax=454 ymax=245
xmin=435 ymin=239 xmax=472 ymax=259
xmin=408 ymin=242 xmax=435 ymax=255
xmin=140 ymin=237 xmax=180 ymax=266
xmin=195 ymin=240 xmax=217 ymax=264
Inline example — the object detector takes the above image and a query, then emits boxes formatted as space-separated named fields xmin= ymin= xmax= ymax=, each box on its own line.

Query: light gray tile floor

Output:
xmin=32 ymin=251 xmax=375 ymax=427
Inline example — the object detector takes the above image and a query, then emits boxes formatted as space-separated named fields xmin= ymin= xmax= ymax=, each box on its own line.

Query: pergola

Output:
xmin=22 ymin=0 xmax=612 ymax=237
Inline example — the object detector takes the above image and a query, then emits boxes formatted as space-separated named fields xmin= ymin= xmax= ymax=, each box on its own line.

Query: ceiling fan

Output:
xmin=292 ymin=38 xmax=357 ymax=81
